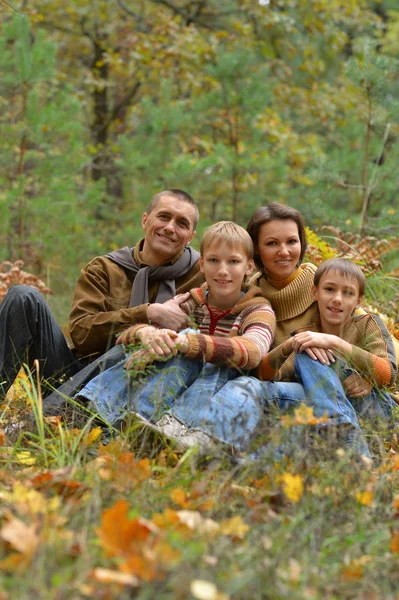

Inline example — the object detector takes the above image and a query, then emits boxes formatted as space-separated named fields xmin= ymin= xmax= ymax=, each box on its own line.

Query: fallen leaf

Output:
xmin=356 ymin=490 xmax=373 ymax=506
xmin=281 ymin=473 xmax=304 ymax=503
xmin=190 ymin=579 xmax=228 ymax=600
xmin=91 ymin=567 xmax=139 ymax=587
xmin=281 ymin=404 xmax=328 ymax=427
xmin=220 ymin=516 xmax=249 ymax=539
xmin=0 ymin=516 xmax=39 ymax=555
xmin=391 ymin=530 xmax=399 ymax=553
xmin=176 ymin=510 xmax=219 ymax=536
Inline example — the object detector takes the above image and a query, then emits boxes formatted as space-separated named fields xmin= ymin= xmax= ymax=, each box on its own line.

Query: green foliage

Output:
xmin=0 ymin=1 xmax=398 ymax=323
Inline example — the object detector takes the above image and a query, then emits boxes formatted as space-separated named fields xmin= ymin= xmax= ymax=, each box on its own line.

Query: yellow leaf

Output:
xmin=220 ymin=516 xmax=249 ymax=539
xmin=0 ymin=483 xmax=60 ymax=515
xmin=281 ymin=473 xmax=304 ymax=503
xmin=387 ymin=208 xmax=395 ymax=215
xmin=170 ymin=488 xmax=190 ymax=508
xmin=281 ymin=404 xmax=328 ymax=427
xmin=14 ymin=451 xmax=36 ymax=466
xmin=356 ymin=490 xmax=373 ymax=506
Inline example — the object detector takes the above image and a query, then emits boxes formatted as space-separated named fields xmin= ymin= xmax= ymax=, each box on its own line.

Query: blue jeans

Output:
xmin=169 ymin=376 xmax=306 ymax=450
xmin=76 ymin=353 xmax=204 ymax=425
xmin=294 ymin=353 xmax=396 ymax=425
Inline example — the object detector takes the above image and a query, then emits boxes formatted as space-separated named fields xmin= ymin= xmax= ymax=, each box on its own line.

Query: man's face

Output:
xmin=141 ymin=194 xmax=197 ymax=265
xmin=312 ymin=270 xmax=362 ymax=333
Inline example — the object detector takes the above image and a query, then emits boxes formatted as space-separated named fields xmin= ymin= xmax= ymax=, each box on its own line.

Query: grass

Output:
xmin=1 ymin=376 xmax=399 ymax=599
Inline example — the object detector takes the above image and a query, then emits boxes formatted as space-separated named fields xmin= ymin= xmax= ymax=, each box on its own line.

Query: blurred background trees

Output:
xmin=0 ymin=0 xmax=398 ymax=321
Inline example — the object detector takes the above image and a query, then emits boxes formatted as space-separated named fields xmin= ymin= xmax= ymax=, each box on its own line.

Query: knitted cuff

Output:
xmin=183 ymin=333 xmax=201 ymax=359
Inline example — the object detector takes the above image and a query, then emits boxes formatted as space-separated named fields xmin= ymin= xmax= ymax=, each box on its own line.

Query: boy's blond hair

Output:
xmin=314 ymin=258 xmax=366 ymax=297
xmin=200 ymin=221 xmax=254 ymax=258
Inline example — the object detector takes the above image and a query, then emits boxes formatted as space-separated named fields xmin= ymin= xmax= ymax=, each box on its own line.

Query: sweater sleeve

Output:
xmin=257 ymin=342 xmax=292 ymax=381
xmin=69 ymin=261 xmax=150 ymax=356
xmin=183 ymin=304 xmax=275 ymax=370
xmin=345 ymin=315 xmax=397 ymax=386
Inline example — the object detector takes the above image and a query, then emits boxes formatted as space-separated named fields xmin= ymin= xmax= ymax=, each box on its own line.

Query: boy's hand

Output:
xmin=343 ymin=373 xmax=372 ymax=398
xmin=292 ymin=331 xmax=335 ymax=365
xmin=125 ymin=347 xmax=155 ymax=371
xmin=147 ymin=293 xmax=190 ymax=331
xmin=141 ymin=328 xmax=179 ymax=358
xmin=176 ymin=333 xmax=189 ymax=354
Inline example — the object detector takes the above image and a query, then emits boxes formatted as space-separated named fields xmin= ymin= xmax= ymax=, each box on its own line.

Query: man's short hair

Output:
xmin=314 ymin=258 xmax=366 ymax=296
xmin=146 ymin=189 xmax=199 ymax=229
xmin=200 ymin=221 xmax=254 ymax=259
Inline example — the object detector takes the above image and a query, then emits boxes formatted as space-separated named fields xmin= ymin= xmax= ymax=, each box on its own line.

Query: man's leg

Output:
xmin=0 ymin=286 xmax=79 ymax=395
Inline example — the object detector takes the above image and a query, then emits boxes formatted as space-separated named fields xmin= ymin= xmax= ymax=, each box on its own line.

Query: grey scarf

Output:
xmin=105 ymin=245 xmax=200 ymax=307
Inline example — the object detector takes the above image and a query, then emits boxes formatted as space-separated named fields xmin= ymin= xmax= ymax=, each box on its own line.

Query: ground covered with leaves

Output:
xmin=1 ymin=384 xmax=399 ymax=600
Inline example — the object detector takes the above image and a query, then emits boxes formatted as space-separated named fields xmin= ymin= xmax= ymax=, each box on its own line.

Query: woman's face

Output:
xmin=256 ymin=219 xmax=301 ymax=281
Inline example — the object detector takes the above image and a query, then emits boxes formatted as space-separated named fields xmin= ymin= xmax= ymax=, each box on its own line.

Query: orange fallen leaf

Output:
xmin=170 ymin=488 xmax=190 ymax=508
xmin=356 ymin=490 xmax=373 ymax=506
xmin=391 ymin=530 xmax=399 ymax=553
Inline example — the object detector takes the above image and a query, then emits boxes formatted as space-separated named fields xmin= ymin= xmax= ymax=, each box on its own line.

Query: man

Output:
xmin=0 ymin=189 xmax=203 ymax=408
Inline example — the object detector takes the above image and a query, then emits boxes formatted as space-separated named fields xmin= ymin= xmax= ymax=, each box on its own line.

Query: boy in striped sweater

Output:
xmin=77 ymin=222 xmax=275 ymax=449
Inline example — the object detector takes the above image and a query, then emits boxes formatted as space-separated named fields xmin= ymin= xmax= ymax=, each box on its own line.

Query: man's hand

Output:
xmin=343 ymin=372 xmax=372 ymax=398
xmin=147 ymin=292 xmax=190 ymax=331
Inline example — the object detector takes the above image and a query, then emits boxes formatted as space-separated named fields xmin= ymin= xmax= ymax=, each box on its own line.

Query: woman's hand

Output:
xmin=343 ymin=372 xmax=372 ymax=398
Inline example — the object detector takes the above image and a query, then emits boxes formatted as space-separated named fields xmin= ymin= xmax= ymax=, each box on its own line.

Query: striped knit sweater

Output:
xmin=253 ymin=263 xmax=319 ymax=348
xmin=259 ymin=310 xmax=397 ymax=386
xmin=125 ymin=283 xmax=275 ymax=370
xmin=180 ymin=283 xmax=275 ymax=369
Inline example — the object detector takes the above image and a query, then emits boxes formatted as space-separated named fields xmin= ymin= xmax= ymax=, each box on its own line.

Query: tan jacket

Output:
xmin=69 ymin=241 xmax=204 ymax=356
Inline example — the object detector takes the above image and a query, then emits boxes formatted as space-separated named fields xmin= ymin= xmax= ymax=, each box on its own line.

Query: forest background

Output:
xmin=1 ymin=0 xmax=399 ymax=327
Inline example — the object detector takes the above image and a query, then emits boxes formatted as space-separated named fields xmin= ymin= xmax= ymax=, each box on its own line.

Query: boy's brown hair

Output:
xmin=200 ymin=221 xmax=254 ymax=259
xmin=314 ymin=258 xmax=366 ymax=297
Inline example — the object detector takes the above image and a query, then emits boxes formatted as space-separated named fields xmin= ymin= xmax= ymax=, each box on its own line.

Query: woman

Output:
xmin=159 ymin=203 xmax=397 ymax=455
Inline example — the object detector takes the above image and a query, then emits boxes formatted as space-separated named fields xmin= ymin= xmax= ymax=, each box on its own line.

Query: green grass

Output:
xmin=1 ymin=383 xmax=399 ymax=599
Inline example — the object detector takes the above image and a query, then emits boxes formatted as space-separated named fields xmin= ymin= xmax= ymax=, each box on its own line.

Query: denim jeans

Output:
xmin=77 ymin=352 xmax=207 ymax=425
xmin=169 ymin=376 xmax=306 ymax=450
xmin=294 ymin=353 xmax=396 ymax=426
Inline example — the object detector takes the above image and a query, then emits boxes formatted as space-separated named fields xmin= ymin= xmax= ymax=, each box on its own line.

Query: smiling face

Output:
xmin=200 ymin=242 xmax=254 ymax=310
xmin=141 ymin=194 xmax=197 ymax=265
xmin=313 ymin=270 xmax=362 ymax=334
xmin=256 ymin=219 xmax=301 ymax=281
